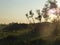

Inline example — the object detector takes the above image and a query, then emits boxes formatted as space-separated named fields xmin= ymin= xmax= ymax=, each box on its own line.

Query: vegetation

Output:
xmin=0 ymin=22 xmax=60 ymax=45
xmin=0 ymin=0 xmax=60 ymax=45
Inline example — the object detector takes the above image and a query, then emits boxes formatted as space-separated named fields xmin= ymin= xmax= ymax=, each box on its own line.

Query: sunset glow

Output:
xmin=0 ymin=0 xmax=60 ymax=24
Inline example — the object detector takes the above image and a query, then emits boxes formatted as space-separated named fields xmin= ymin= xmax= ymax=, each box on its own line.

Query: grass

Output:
xmin=0 ymin=29 xmax=32 ymax=39
xmin=0 ymin=22 xmax=60 ymax=45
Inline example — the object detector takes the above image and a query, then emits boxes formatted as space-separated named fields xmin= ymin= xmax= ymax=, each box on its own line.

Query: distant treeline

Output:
xmin=0 ymin=23 xmax=36 ymax=31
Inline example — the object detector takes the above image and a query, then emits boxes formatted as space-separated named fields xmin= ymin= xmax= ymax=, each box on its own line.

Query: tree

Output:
xmin=29 ymin=10 xmax=35 ymax=23
xmin=42 ymin=3 xmax=49 ymax=22
xmin=48 ymin=0 xmax=57 ymax=9
xmin=35 ymin=9 xmax=41 ymax=22
xmin=25 ymin=13 xmax=31 ymax=24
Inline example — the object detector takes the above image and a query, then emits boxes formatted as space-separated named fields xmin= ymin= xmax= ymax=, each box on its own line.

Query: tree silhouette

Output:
xmin=25 ymin=0 xmax=59 ymax=23
xmin=35 ymin=10 xmax=41 ymax=22
xmin=25 ymin=13 xmax=31 ymax=24
xmin=48 ymin=0 xmax=57 ymax=9
xmin=29 ymin=10 xmax=35 ymax=23
xmin=42 ymin=3 xmax=49 ymax=22
xmin=41 ymin=0 xmax=57 ymax=22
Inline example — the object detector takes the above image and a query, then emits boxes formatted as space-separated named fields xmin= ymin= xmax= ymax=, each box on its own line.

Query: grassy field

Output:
xmin=0 ymin=22 xmax=60 ymax=45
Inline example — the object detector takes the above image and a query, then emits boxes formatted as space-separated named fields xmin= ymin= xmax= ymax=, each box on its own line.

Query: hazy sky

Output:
xmin=0 ymin=0 xmax=60 ymax=24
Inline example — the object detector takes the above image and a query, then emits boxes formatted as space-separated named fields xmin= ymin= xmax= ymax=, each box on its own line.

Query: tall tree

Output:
xmin=42 ymin=3 xmax=49 ymax=22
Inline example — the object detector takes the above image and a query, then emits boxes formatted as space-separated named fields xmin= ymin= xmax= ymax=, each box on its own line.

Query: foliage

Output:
xmin=0 ymin=22 xmax=60 ymax=45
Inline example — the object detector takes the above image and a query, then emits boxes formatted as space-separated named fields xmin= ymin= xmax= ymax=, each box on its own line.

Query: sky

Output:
xmin=0 ymin=0 xmax=60 ymax=24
